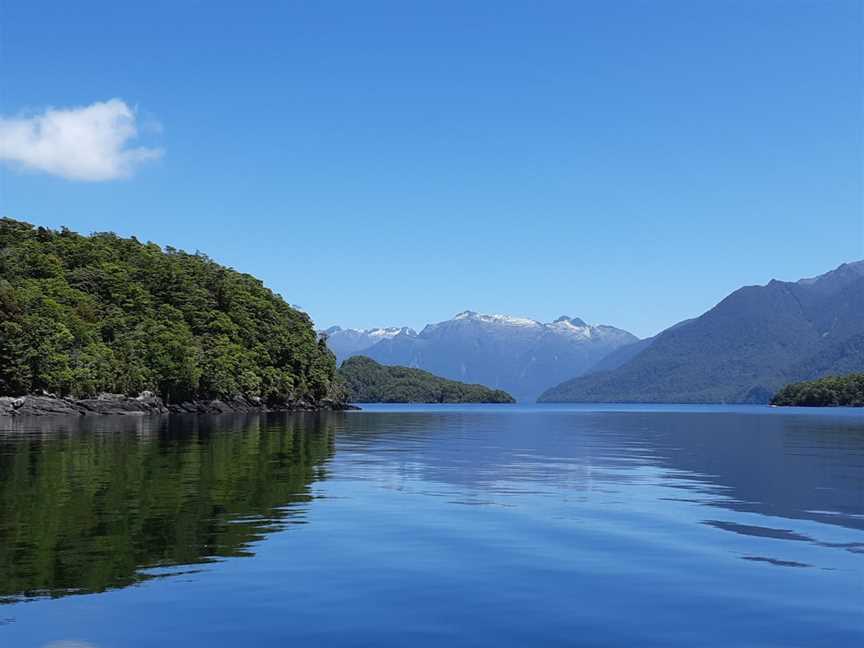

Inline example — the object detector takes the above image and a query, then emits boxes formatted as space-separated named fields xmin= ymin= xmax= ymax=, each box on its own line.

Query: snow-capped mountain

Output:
xmin=326 ymin=311 xmax=637 ymax=401
xmin=323 ymin=325 xmax=417 ymax=362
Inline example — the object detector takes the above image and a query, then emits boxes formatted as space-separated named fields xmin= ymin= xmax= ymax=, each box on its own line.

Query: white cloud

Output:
xmin=0 ymin=99 xmax=162 ymax=181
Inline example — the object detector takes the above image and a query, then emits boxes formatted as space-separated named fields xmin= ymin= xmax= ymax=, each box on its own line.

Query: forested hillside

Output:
xmin=540 ymin=262 xmax=864 ymax=404
xmin=339 ymin=356 xmax=515 ymax=403
xmin=0 ymin=218 xmax=339 ymax=405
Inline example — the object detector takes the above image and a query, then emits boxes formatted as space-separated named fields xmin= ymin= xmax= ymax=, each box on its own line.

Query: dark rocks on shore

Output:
xmin=0 ymin=393 xmax=359 ymax=417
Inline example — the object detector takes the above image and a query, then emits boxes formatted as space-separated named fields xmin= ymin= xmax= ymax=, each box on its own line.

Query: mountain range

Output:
xmin=326 ymin=261 xmax=863 ymax=404
xmin=325 ymin=326 xmax=417 ymax=362
xmin=540 ymin=261 xmax=864 ymax=403
xmin=325 ymin=312 xmax=638 ymax=402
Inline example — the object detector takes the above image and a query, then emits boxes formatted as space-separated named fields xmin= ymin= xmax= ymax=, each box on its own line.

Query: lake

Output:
xmin=1 ymin=404 xmax=862 ymax=647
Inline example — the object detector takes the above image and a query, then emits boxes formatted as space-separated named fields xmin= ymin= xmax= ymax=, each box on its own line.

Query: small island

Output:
xmin=770 ymin=374 xmax=864 ymax=407
xmin=338 ymin=356 xmax=515 ymax=403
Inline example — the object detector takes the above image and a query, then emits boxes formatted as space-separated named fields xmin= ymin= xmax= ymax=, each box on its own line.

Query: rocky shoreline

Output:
xmin=0 ymin=393 xmax=359 ymax=417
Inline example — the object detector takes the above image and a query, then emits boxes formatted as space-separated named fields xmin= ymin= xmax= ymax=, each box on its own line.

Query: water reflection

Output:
xmin=0 ymin=413 xmax=337 ymax=601
xmin=1 ymin=405 xmax=862 ymax=629
xmin=330 ymin=407 xmax=864 ymax=570
xmin=334 ymin=408 xmax=864 ymax=526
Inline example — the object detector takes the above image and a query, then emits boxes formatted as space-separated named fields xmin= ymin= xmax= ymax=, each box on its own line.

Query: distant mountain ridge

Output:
xmin=540 ymin=261 xmax=864 ymax=404
xmin=324 ymin=326 xmax=417 ymax=363
xmin=326 ymin=311 xmax=638 ymax=402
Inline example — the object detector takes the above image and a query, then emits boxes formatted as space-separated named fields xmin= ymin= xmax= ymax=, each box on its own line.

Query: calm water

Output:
xmin=1 ymin=404 xmax=863 ymax=647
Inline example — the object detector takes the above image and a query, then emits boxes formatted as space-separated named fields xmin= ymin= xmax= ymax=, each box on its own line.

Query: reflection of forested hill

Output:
xmin=3 ymin=407 xmax=862 ymax=604
xmin=0 ymin=413 xmax=336 ymax=602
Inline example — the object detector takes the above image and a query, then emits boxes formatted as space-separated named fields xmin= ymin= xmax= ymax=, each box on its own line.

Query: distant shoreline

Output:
xmin=0 ymin=394 xmax=358 ymax=417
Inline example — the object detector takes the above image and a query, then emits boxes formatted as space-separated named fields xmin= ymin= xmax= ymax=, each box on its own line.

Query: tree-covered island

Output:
xmin=770 ymin=374 xmax=864 ymax=407
xmin=338 ymin=356 xmax=515 ymax=403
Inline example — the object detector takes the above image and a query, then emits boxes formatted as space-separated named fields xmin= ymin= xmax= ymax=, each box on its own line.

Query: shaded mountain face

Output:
xmin=540 ymin=261 xmax=864 ymax=404
xmin=324 ymin=326 xmax=417 ymax=363
xmin=331 ymin=311 xmax=637 ymax=402
xmin=587 ymin=318 xmax=697 ymax=374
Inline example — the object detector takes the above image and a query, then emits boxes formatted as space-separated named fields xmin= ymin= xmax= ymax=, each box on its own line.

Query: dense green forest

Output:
xmin=0 ymin=414 xmax=335 ymax=600
xmin=338 ymin=356 xmax=515 ymax=403
xmin=771 ymin=374 xmax=864 ymax=407
xmin=0 ymin=218 xmax=340 ymax=404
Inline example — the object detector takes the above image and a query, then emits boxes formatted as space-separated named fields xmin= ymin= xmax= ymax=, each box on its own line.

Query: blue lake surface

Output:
xmin=1 ymin=404 xmax=863 ymax=647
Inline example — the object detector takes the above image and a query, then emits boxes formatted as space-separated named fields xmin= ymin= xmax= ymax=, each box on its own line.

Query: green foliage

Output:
xmin=771 ymin=373 xmax=864 ymax=407
xmin=0 ymin=415 xmax=335 ymax=600
xmin=339 ymin=356 xmax=515 ymax=403
xmin=0 ymin=320 xmax=31 ymax=394
xmin=0 ymin=218 xmax=338 ymax=403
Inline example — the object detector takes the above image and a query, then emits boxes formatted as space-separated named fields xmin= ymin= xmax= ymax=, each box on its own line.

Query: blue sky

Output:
xmin=0 ymin=1 xmax=861 ymax=338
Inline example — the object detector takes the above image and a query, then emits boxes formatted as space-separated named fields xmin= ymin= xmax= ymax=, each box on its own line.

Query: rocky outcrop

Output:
xmin=0 ymin=393 xmax=358 ymax=417
xmin=0 ymin=393 xmax=168 ymax=417
xmin=165 ymin=396 xmax=357 ymax=414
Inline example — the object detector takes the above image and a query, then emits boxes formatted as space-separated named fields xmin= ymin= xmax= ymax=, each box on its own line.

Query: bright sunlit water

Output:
xmin=1 ymin=404 xmax=862 ymax=647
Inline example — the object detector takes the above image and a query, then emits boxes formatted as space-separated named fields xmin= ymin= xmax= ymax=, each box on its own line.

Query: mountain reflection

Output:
xmin=334 ymin=408 xmax=864 ymax=533
xmin=0 ymin=413 xmax=337 ymax=602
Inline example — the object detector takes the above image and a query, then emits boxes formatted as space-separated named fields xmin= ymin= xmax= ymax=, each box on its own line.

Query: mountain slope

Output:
xmin=338 ymin=356 xmax=515 ymax=403
xmin=349 ymin=311 xmax=637 ymax=402
xmin=540 ymin=262 xmax=864 ymax=404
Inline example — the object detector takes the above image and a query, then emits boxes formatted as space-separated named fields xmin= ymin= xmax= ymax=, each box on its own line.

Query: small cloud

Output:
xmin=0 ymin=99 xmax=162 ymax=181
xmin=43 ymin=642 xmax=99 ymax=648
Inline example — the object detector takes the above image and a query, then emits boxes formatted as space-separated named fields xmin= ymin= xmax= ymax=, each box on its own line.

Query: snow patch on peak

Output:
xmin=453 ymin=311 xmax=541 ymax=328
xmin=550 ymin=318 xmax=592 ymax=338
xmin=553 ymin=315 xmax=587 ymax=327
xmin=484 ymin=314 xmax=541 ymax=327
xmin=367 ymin=326 xmax=416 ymax=338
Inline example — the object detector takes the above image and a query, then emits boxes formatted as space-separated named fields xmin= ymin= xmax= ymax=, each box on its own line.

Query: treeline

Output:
xmin=339 ymin=356 xmax=515 ymax=403
xmin=0 ymin=219 xmax=339 ymax=404
xmin=771 ymin=374 xmax=864 ymax=407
